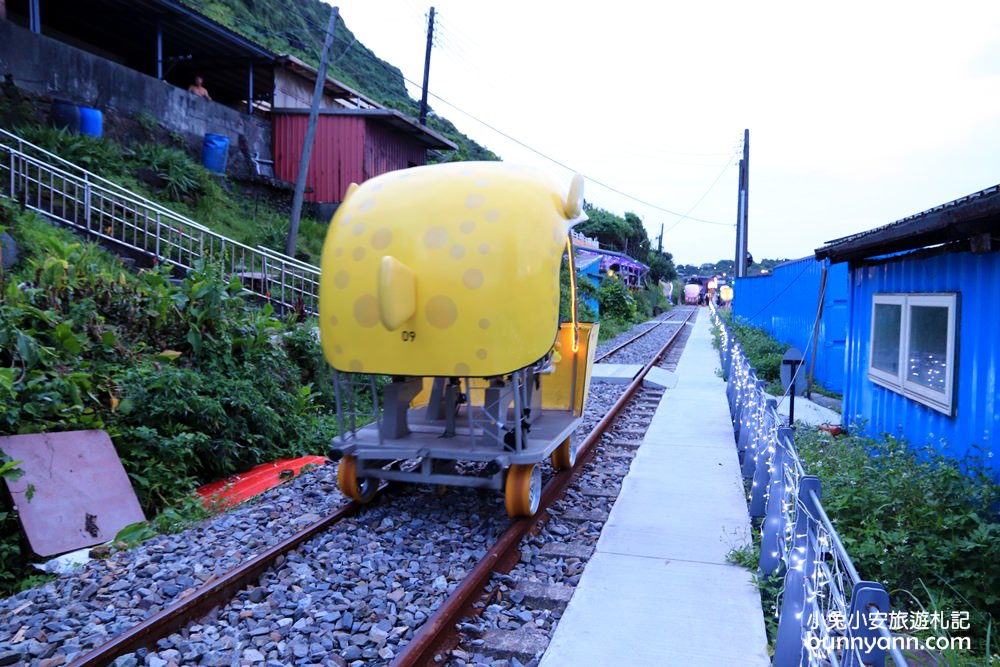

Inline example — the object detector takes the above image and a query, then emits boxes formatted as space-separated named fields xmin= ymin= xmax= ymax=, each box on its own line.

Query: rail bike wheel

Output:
xmin=550 ymin=437 xmax=576 ymax=471
xmin=337 ymin=455 xmax=377 ymax=503
xmin=504 ymin=463 xmax=541 ymax=517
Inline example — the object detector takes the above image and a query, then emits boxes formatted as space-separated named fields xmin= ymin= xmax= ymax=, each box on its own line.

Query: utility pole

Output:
xmin=419 ymin=7 xmax=435 ymax=126
xmin=657 ymin=222 xmax=664 ymax=254
xmin=735 ymin=129 xmax=750 ymax=277
xmin=734 ymin=157 xmax=744 ymax=275
xmin=285 ymin=6 xmax=339 ymax=258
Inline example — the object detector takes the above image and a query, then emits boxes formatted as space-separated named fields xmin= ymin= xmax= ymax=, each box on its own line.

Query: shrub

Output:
xmin=725 ymin=314 xmax=789 ymax=383
xmin=129 ymin=143 xmax=204 ymax=201
xmin=14 ymin=125 xmax=127 ymax=175
xmin=0 ymin=211 xmax=340 ymax=594
xmin=634 ymin=284 xmax=668 ymax=318
xmin=795 ymin=427 xmax=1000 ymax=655
xmin=597 ymin=277 xmax=637 ymax=323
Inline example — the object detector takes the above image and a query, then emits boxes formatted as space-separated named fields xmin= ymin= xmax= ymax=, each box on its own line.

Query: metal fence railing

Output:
xmin=711 ymin=304 xmax=908 ymax=667
xmin=0 ymin=127 xmax=320 ymax=315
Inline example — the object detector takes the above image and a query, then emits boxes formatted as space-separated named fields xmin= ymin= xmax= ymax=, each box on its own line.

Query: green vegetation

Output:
xmin=559 ymin=256 xmax=670 ymax=342
xmin=12 ymin=124 xmax=330 ymax=265
xmin=591 ymin=280 xmax=669 ymax=341
xmin=0 ymin=0 xmax=688 ymax=595
xmin=571 ymin=203 xmax=676 ymax=339
xmin=721 ymin=317 xmax=1000 ymax=662
xmin=558 ymin=257 xmax=597 ymax=325
xmin=717 ymin=309 xmax=789 ymax=391
xmin=0 ymin=202 xmax=343 ymax=594
xmin=182 ymin=0 xmax=498 ymax=163
xmin=796 ymin=428 xmax=1000 ymax=662
xmin=576 ymin=204 xmax=677 ymax=285
xmin=677 ymin=257 xmax=791 ymax=278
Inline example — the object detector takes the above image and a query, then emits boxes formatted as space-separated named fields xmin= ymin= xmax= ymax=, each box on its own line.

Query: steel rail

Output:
xmin=66 ymin=309 xmax=694 ymax=667
xmin=391 ymin=308 xmax=696 ymax=667
xmin=594 ymin=307 xmax=692 ymax=363
xmin=66 ymin=491 xmax=374 ymax=667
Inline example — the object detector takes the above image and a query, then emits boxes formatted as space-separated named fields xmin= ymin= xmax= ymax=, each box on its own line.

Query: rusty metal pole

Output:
xmin=285 ymin=6 xmax=339 ymax=257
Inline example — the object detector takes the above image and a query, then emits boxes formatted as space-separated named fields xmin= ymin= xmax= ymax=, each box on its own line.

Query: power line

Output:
xmin=295 ymin=10 xmax=734 ymax=225
xmin=416 ymin=85 xmax=734 ymax=225
xmin=664 ymin=148 xmax=741 ymax=233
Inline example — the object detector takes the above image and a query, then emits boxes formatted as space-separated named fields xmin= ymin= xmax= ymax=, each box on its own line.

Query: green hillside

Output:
xmin=184 ymin=0 xmax=498 ymax=162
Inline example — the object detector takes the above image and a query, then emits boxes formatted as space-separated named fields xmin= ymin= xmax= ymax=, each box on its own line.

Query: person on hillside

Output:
xmin=188 ymin=75 xmax=212 ymax=101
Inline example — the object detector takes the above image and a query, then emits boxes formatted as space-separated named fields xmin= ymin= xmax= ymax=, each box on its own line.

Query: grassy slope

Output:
xmin=0 ymin=200 xmax=347 ymax=593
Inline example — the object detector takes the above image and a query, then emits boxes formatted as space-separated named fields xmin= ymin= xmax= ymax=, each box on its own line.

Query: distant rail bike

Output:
xmin=318 ymin=162 xmax=598 ymax=517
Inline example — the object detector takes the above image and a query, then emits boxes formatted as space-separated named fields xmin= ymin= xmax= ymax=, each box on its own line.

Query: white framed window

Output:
xmin=868 ymin=293 xmax=958 ymax=415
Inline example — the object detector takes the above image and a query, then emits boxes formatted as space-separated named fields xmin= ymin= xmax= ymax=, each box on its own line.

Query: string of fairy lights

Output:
xmin=710 ymin=304 xmax=906 ymax=666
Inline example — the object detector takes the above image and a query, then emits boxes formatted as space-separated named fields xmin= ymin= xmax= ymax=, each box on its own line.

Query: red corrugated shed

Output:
xmin=273 ymin=114 xmax=364 ymax=203
xmin=273 ymin=109 xmax=456 ymax=203
xmin=364 ymin=121 xmax=427 ymax=182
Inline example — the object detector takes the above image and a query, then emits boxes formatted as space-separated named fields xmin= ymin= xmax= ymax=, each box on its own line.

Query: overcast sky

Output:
xmin=329 ymin=1 xmax=1000 ymax=266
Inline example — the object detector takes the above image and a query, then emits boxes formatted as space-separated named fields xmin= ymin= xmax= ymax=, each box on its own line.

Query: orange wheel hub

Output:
xmin=505 ymin=463 xmax=541 ymax=517
xmin=337 ymin=455 xmax=377 ymax=503
xmin=550 ymin=437 xmax=576 ymax=471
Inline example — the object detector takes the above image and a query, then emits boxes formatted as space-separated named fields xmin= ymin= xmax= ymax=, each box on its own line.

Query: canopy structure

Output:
xmin=816 ymin=183 xmax=1000 ymax=263
xmin=575 ymin=247 xmax=648 ymax=289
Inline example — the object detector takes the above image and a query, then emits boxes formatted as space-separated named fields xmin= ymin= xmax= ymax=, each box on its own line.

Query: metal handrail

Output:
xmin=711 ymin=303 xmax=908 ymax=667
xmin=0 ymin=128 xmax=320 ymax=315
xmin=807 ymin=489 xmax=862 ymax=585
xmin=255 ymin=245 xmax=320 ymax=272
xmin=0 ymin=126 xmax=212 ymax=231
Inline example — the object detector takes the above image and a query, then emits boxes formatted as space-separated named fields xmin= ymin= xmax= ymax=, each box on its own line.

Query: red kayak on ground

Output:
xmin=195 ymin=456 xmax=329 ymax=508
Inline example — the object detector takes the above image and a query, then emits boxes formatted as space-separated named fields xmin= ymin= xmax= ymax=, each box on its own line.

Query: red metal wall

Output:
xmin=273 ymin=114 xmax=365 ymax=202
xmin=273 ymin=114 xmax=428 ymax=203
xmin=363 ymin=121 xmax=427 ymax=182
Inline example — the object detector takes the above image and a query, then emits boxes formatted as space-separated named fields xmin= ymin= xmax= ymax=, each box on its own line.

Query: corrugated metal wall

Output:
xmin=733 ymin=257 xmax=848 ymax=393
xmin=272 ymin=114 xmax=366 ymax=202
xmin=843 ymin=248 xmax=999 ymax=465
xmin=363 ymin=122 xmax=427 ymax=181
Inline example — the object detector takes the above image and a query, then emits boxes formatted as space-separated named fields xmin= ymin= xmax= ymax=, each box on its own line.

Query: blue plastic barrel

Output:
xmin=50 ymin=100 xmax=80 ymax=133
xmin=79 ymin=107 xmax=103 ymax=138
xmin=201 ymin=133 xmax=229 ymax=174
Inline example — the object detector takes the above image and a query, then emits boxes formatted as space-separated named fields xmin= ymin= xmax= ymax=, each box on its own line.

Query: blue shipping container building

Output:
xmin=816 ymin=184 xmax=1000 ymax=473
xmin=733 ymin=257 xmax=848 ymax=393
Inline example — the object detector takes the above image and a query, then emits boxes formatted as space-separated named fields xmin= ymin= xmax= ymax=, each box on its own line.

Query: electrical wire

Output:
xmin=664 ymin=148 xmax=741 ymax=233
xmin=419 ymin=85 xmax=734 ymax=224
xmin=741 ymin=262 xmax=813 ymax=324
xmin=290 ymin=8 xmax=735 ymax=226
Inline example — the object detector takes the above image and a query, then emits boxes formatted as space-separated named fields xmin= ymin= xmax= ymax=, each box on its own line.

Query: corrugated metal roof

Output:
xmin=272 ymin=108 xmax=456 ymax=150
xmin=15 ymin=0 xmax=280 ymax=104
xmin=816 ymin=183 xmax=1000 ymax=263
xmin=574 ymin=245 xmax=650 ymax=269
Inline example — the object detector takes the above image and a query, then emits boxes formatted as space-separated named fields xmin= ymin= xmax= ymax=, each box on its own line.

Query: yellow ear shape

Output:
xmin=378 ymin=255 xmax=417 ymax=331
xmin=564 ymin=173 xmax=584 ymax=219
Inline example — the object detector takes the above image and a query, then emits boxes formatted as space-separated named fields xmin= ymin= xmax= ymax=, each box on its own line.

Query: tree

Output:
xmin=622 ymin=212 xmax=651 ymax=262
xmin=576 ymin=205 xmax=632 ymax=250
xmin=646 ymin=250 xmax=677 ymax=284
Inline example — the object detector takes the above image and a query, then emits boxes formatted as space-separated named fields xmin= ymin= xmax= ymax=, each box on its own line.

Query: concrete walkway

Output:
xmin=775 ymin=393 xmax=841 ymax=427
xmin=540 ymin=312 xmax=770 ymax=667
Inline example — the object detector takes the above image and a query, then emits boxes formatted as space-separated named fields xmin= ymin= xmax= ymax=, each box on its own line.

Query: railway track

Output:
xmin=593 ymin=307 xmax=692 ymax=363
xmin=0 ymin=307 xmax=699 ymax=667
xmin=392 ymin=306 xmax=696 ymax=666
